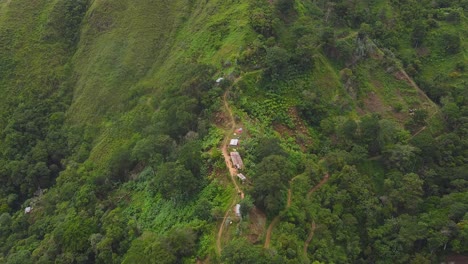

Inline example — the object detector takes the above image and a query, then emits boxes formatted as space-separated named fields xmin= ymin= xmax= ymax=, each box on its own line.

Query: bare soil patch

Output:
xmin=363 ymin=92 xmax=386 ymax=114
xmin=247 ymin=207 xmax=267 ymax=243
xmin=273 ymin=107 xmax=313 ymax=150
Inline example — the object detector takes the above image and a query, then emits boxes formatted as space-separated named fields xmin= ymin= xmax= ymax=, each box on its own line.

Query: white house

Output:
xmin=229 ymin=139 xmax=239 ymax=146
xmin=234 ymin=204 xmax=241 ymax=217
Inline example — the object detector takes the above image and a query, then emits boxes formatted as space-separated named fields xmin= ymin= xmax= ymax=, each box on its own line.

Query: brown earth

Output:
xmin=303 ymin=221 xmax=317 ymax=258
xmin=216 ymin=79 xmax=245 ymax=256
xmin=247 ymin=207 xmax=267 ymax=243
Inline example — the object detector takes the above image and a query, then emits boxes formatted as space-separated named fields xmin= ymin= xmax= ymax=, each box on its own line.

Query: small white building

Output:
xmin=234 ymin=204 xmax=241 ymax=217
xmin=216 ymin=77 xmax=224 ymax=83
xmin=229 ymin=139 xmax=239 ymax=146
xmin=237 ymin=173 xmax=246 ymax=182
xmin=25 ymin=207 xmax=32 ymax=214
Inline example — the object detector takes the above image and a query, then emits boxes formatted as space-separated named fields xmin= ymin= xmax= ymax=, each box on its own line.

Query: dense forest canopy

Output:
xmin=0 ymin=0 xmax=466 ymax=263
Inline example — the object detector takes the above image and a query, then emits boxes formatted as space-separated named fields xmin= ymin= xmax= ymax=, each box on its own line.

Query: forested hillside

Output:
xmin=0 ymin=0 xmax=466 ymax=263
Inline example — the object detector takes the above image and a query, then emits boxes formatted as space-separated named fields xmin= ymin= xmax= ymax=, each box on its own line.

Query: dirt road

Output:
xmin=216 ymin=82 xmax=245 ymax=256
xmin=264 ymin=175 xmax=298 ymax=248
xmin=265 ymin=173 xmax=329 ymax=249
xmin=307 ymin=173 xmax=329 ymax=199
xmin=303 ymin=221 xmax=316 ymax=257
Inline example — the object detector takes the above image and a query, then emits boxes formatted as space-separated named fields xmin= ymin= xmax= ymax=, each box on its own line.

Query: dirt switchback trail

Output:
xmin=307 ymin=173 xmax=329 ymax=199
xmin=264 ymin=215 xmax=280 ymax=248
xmin=303 ymin=221 xmax=316 ymax=257
xmin=303 ymin=173 xmax=329 ymax=258
xmin=264 ymin=175 xmax=300 ymax=248
xmin=216 ymin=80 xmax=245 ymax=256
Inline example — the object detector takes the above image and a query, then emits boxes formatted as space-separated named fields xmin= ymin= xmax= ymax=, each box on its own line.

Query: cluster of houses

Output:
xmin=229 ymin=128 xmax=248 ymax=219
xmin=229 ymin=128 xmax=248 ymax=184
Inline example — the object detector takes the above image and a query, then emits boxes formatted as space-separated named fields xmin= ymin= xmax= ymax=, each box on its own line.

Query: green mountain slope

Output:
xmin=0 ymin=0 xmax=466 ymax=263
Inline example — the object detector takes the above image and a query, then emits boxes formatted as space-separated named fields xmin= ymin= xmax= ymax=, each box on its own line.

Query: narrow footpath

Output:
xmin=303 ymin=221 xmax=317 ymax=257
xmin=307 ymin=173 xmax=329 ymax=199
xmin=264 ymin=176 xmax=296 ymax=248
xmin=265 ymin=173 xmax=330 ymax=249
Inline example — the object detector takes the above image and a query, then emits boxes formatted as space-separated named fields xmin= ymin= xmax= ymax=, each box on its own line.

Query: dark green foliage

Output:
xmin=154 ymin=162 xmax=200 ymax=202
xmin=132 ymin=134 xmax=175 ymax=166
xmin=250 ymin=155 xmax=294 ymax=216
xmin=46 ymin=0 xmax=89 ymax=47
xmin=442 ymin=32 xmax=461 ymax=54
xmin=359 ymin=114 xmax=381 ymax=155
xmin=239 ymin=195 xmax=254 ymax=217
xmin=123 ymin=228 xmax=197 ymax=264
xmin=321 ymin=28 xmax=336 ymax=57
xmin=411 ymin=21 xmax=427 ymax=48
xmin=264 ymin=46 xmax=291 ymax=81
xmin=221 ymin=238 xmax=266 ymax=264
xmin=383 ymin=144 xmax=419 ymax=172
xmin=384 ymin=172 xmax=424 ymax=213
xmin=175 ymin=140 xmax=203 ymax=178
xmin=253 ymin=137 xmax=287 ymax=162
xmin=193 ymin=198 xmax=213 ymax=221
xmin=108 ymin=148 xmax=135 ymax=182
xmin=405 ymin=109 xmax=428 ymax=133
xmin=275 ymin=0 xmax=295 ymax=15
xmin=249 ymin=1 xmax=275 ymax=37
xmin=6 ymin=250 xmax=32 ymax=264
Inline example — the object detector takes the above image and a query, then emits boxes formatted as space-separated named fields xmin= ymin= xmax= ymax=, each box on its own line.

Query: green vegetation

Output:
xmin=0 ymin=0 xmax=466 ymax=263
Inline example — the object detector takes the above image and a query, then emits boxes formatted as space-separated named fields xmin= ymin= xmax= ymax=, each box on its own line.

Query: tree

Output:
xmin=239 ymin=195 xmax=254 ymax=217
xmin=341 ymin=118 xmax=357 ymax=141
xmin=6 ymin=250 xmax=32 ymax=264
xmin=175 ymin=140 xmax=202 ymax=178
xmin=221 ymin=238 xmax=266 ymax=264
xmin=253 ymin=137 xmax=287 ymax=162
xmin=123 ymin=228 xmax=196 ymax=264
xmin=321 ymin=28 xmax=336 ymax=57
xmin=442 ymin=32 xmax=461 ymax=54
xmin=384 ymin=172 xmax=424 ymax=213
xmin=411 ymin=21 xmax=427 ymax=47
xmin=275 ymin=0 xmax=294 ymax=15
xmin=378 ymin=119 xmax=403 ymax=148
xmin=383 ymin=144 xmax=419 ymax=172
xmin=264 ymin=46 xmax=291 ymax=81
xmin=359 ymin=114 xmax=381 ymax=154
xmin=249 ymin=5 xmax=274 ymax=37
xmin=251 ymin=155 xmax=294 ymax=215
xmin=108 ymin=148 xmax=134 ymax=182
xmin=163 ymin=227 xmax=197 ymax=259
xmin=154 ymin=162 xmax=200 ymax=201
xmin=122 ymin=232 xmax=176 ymax=264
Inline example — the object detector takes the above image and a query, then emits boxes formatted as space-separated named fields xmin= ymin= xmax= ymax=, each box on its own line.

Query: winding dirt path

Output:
xmin=307 ymin=173 xmax=329 ymax=199
xmin=302 ymin=173 xmax=329 ymax=259
xmin=216 ymin=79 xmax=245 ymax=256
xmin=409 ymin=105 xmax=440 ymax=139
xmin=220 ymin=89 xmax=242 ymax=196
xmin=264 ymin=173 xmax=329 ymax=249
xmin=264 ymin=178 xmax=295 ymax=249
xmin=263 ymin=189 xmax=291 ymax=248
xmin=303 ymin=221 xmax=316 ymax=257
xmin=264 ymin=215 xmax=280 ymax=248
